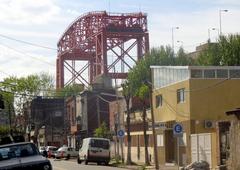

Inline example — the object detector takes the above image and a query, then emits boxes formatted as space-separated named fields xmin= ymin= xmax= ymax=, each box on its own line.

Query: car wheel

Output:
xmin=77 ymin=156 xmax=81 ymax=164
xmin=105 ymin=161 xmax=109 ymax=166
xmin=84 ymin=156 xmax=88 ymax=165
xmin=66 ymin=154 xmax=70 ymax=160
xmin=97 ymin=162 xmax=101 ymax=165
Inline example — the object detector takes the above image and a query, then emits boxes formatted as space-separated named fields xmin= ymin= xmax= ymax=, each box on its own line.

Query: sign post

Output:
xmin=173 ymin=123 xmax=183 ymax=170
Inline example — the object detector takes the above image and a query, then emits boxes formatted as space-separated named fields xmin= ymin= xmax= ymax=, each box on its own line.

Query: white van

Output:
xmin=77 ymin=137 xmax=110 ymax=165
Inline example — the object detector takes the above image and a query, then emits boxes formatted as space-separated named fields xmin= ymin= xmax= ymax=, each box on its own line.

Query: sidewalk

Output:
xmin=110 ymin=161 xmax=180 ymax=170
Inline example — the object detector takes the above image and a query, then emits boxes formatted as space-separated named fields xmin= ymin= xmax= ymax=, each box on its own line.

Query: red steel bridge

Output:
xmin=56 ymin=11 xmax=149 ymax=88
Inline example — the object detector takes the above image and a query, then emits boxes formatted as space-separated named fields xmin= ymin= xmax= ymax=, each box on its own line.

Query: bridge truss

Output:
xmin=56 ymin=11 xmax=149 ymax=88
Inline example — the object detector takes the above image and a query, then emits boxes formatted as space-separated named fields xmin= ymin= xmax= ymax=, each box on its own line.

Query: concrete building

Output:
xmin=150 ymin=66 xmax=240 ymax=169
xmin=30 ymin=97 xmax=66 ymax=147
xmin=66 ymin=95 xmax=82 ymax=149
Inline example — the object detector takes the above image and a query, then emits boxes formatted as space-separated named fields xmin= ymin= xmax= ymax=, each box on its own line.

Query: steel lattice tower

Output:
xmin=56 ymin=11 xmax=149 ymax=88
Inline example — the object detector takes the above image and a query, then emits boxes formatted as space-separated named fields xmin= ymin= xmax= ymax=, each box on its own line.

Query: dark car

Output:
xmin=0 ymin=142 xmax=52 ymax=170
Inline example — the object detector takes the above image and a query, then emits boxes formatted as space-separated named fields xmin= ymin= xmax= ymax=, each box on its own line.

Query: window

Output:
xmin=177 ymin=88 xmax=185 ymax=103
xmin=157 ymin=135 xmax=164 ymax=147
xmin=230 ymin=69 xmax=240 ymax=78
xmin=156 ymin=95 xmax=162 ymax=108
xmin=191 ymin=69 xmax=202 ymax=78
xmin=217 ymin=69 xmax=228 ymax=78
xmin=204 ymin=69 xmax=215 ymax=78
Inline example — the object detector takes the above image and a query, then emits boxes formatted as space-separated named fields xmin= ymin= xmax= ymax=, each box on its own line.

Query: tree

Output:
xmin=0 ymin=126 xmax=10 ymax=136
xmin=196 ymin=34 xmax=240 ymax=66
xmin=127 ymin=46 xmax=193 ymax=165
xmin=219 ymin=34 xmax=240 ymax=65
xmin=94 ymin=122 xmax=111 ymax=139
xmin=196 ymin=42 xmax=221 ymax=65
xmin=0 ymin=72 xmax=55 ymax=138
xmin=55 ymin=84 xmax=84 ymax=97
xmin=121 ymin=80 xmax=132 ymax=165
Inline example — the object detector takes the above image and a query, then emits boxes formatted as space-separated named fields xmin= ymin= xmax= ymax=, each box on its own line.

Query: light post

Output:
xmin=208 ymin=28 xmax=211 ymax=42
xmin=219 ymin=9 xmax=228 ymax=35
xmin=144 ymin=77 xmax=159 ymax=170
xmin=177 ymin=40 xmax=183 ymax=47
xmin=172 ymin=27 xmax=179 ymax=54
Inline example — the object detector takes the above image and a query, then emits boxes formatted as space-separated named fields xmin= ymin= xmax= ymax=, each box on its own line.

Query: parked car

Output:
xmin=39 ymin=146 xmax=46 ymax=154
xmin=0 ymin=142 xmax=52 ymax=170
xmin=77 ymin=137 xmax=110 ymax=165
xmin=45 ymin=146 xmax=58 ymax=158
xmin=55 ymin=146 xmax=78 ymax=159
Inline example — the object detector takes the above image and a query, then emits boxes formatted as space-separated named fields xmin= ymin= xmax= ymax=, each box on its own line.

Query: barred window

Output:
xmin=177 ymin=88 xmax=185 ymax=103
xmin=156 ymin=95 xmax=162 ymax=108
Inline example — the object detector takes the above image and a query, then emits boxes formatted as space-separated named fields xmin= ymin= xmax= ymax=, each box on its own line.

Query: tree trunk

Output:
xmin=126 ymin=101 xmax=132 ymax=165
xmin=143 ymin=105 xmax=150 ymax=165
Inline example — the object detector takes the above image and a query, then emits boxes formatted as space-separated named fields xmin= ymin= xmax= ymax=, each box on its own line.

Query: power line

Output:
xmin=0 ymin=42 xmax=55 ymax=66
xmin=0 ymin=34 xmax=57 ymax=51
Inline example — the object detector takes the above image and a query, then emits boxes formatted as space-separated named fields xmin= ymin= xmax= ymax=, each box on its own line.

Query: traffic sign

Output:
xmin=117 ymin=129 xmax=125 ymax=138
xmin=173 ymin=123 xmax=183 ymax=137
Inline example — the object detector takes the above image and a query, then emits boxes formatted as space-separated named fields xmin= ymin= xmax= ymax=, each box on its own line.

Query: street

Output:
xmin=50 ymin=159 xmax=127 ymax=170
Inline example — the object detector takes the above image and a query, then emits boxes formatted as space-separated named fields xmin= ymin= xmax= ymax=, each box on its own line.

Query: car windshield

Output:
xmin=0 ymin=143 xmax=39 ymax=161
xmin=49 ymin=147 xmax=58 ymax=151
xmin=90 ymin=139 xmax=109 ymax=149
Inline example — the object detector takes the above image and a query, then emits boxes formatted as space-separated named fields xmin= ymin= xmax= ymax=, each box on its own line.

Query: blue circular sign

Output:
xmin=173 ymin=123 xmax=183 ymax=134
xmin=117 ymin=130 xmax=125 ymax=137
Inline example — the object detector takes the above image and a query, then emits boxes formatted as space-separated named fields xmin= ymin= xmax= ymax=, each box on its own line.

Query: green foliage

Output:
xmin=0 ymin=72 xmax=54 ymax=115
xmin=197 ymin=34 xmax=240 ymax=66
xmin=219 ymin=34 xmax=240 ymax=65
xmin=121 ymin=80 xmax=131 ymax=100
xmin=196 ymin=42 xmax=221 ymax=65
xmin=0 ymin=126 xmax=10 ymax=136
xmin=128 ymin=46 xmax=193 ymax=99
xmin=94 ymin=122 xmax=111 ymax=139
xmin=55 ymin=84 xmax=84 ymax=97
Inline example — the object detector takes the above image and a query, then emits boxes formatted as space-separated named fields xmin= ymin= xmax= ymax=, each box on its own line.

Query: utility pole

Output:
xmin=115 ymin=67 xmax=124 ymax=163
xmin=96 ymin=96 xmax=100 ymax=127
xmin=8 ymin=101 xmax=13 ymax=136
xmin=145 ymin=69 xmax=159 ymax=170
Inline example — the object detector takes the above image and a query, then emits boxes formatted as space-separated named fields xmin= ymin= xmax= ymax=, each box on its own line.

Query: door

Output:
xmin=191 ymin=133 xmax=212 ymax=167
xmin=165 ymin=130 xmax=175 ymax=163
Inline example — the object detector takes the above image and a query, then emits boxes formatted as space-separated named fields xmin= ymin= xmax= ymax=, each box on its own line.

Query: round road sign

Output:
xmin=117 ymin=129 xmax=125 ymax=138
xmin=173 ymin=123 xmax=183 ymax=137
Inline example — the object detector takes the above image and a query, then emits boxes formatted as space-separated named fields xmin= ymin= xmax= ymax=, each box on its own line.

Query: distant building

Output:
xmin=188 ymin=42 xmax=217 ymax=59
xmin=30 ymin=97 xmax=66 ymax=147
xmin=151 ymin=66 xmax=240 ymax=168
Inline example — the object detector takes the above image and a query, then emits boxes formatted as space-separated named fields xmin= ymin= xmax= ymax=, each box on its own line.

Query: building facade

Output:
xmin=151 ymin=66 xmax=240 ymax=168
xmin=30 ymin=97 xmax=66 ymax=147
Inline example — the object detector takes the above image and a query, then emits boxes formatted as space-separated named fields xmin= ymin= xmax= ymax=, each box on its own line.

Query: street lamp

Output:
xmin=208 ymin=28 xmax=211 ymax=42
xmin=177 ymin=40 xmax=183 ymax=47
xmin=219 ymin=9 xmax=228 ymax=35
xmin=172 ymin=26 xmax=179 ymax=53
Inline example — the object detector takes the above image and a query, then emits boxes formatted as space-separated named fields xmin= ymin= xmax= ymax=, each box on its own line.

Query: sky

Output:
xmin=0 ymin=0 xmax=240 ymax=82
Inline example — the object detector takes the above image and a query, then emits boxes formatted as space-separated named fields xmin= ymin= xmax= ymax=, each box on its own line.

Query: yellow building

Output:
xmin=151 ymin=66 xmax=240 ymax=169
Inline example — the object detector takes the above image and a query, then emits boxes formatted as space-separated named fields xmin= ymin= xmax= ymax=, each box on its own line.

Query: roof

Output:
xmin=0 ymin=142 xmax=33 ymax=148
xmin=226 ymin=108 xmax=240 ymax=120
xmin=150 ymin=66 xmax=240 ymax=70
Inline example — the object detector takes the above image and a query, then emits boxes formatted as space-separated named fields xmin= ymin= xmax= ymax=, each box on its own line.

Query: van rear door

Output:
xmin=89 ymin=139 xmax=110 ymax=158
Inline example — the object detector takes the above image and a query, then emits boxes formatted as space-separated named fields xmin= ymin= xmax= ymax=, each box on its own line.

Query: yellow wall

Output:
xmin=189 ymin=79 xmax=240 ymax=121
xmin=152 ymin=78 xmax=240 ymax=167
xmin=153 ymin=80 xmax=190 ymax=122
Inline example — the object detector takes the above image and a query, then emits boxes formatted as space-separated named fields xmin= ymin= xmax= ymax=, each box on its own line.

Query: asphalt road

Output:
xmin=50 ymin=159 xmax=127 ymax=170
